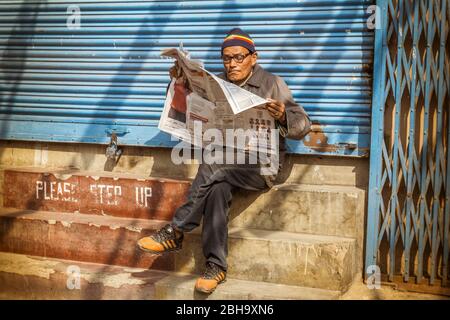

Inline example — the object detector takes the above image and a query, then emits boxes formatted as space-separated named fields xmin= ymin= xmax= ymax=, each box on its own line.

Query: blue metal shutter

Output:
xmin=0 ymin=0 xmax=374 ymax=156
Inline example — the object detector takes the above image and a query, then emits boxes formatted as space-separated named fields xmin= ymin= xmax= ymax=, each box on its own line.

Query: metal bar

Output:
xmin=387 ymin=0 xmax=404 ymax=282
xmin=0 ymin=0 xmax=375 ymax=10
xmin=404 ymin=0 xmax=420 ymax=283
xmin=444 ymin=0 xmax=450 ymax=281
xmin=365 ymin=0 xmax=388 ymax=279
xmin=0 ymin=10 xmax=372 ymax=23
xmin=417 ymin=0 xmax=435 ymax=284
xmin=444 ymin=78 xmax=450 ymax=286
xmin=430 ymin=0 xmax=448 ymax=284
xmin=378 ymin=142 xmax=393 ymax=246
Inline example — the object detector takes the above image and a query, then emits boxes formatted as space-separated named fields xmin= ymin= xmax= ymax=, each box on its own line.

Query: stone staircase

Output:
xmin=0 ymin=166 xmax=365 ymax=299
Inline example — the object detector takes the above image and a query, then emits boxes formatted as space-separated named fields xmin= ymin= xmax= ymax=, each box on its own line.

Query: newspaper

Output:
xmin=158 ymin=47 xmax=277 ymax=156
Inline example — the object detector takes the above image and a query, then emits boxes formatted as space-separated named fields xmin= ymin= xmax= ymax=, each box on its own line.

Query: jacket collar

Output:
xmin=245 ymin=63 xmax=263 ymax=88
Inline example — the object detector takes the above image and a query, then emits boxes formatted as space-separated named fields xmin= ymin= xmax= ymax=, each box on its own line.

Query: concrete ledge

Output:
xmin=231 ymin=183 xmax=364 ymax=237
xmin=0 ymin=208 xmax=356 ymax=291
xmin=0 ymin=252 xmax=168 ymax=300
xmin=179 ymin=228 xmax=356 ymax=292
xmin=0 ymin=208 xmax=174 ymax=270
xmin=0 ymin=141 xmax=369 ymax=188
xmin=1 ymin=167 xmax=364 ymax=238
xmin=2 ymin=167 xmax=190 ymax=220
xmin=0 ymin=252 xmax=341 ymax=300
xmin=154 ymin=273 xmax=341 ymax=300
xmin=230 ymin=183 xmax=365 ymax=277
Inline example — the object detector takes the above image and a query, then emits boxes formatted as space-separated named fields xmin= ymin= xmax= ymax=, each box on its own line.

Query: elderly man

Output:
xmin=137 ymin=28 xmax=311 ymax=294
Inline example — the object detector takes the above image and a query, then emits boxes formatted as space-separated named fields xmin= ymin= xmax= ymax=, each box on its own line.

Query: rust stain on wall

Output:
xmin=302 ymin=124 xmax=338 ymax=153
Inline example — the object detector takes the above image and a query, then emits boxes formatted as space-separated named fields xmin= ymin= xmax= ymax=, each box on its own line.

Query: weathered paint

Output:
xmin=4 ymin=169 xmax=190 ymax=220
xmin=0 ymin=209 xmax=175 ymax=270
xmin=81 ymin=271 xmax=146 ymax=289
xmin=302 ymin=125 xmax=338 ymax=153
xmin=0 ymin=252 xmax=168 ymax=299
xmin=0 ymin=252 xmax=59 ymax=280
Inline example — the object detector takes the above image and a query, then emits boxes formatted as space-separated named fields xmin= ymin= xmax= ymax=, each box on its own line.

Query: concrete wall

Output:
xmin=0 ymin=140 xmax=369 ymax=186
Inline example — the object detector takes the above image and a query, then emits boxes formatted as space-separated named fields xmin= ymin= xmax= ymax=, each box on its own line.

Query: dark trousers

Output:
xmin=172 ymin=163 xmax=267 ymax=271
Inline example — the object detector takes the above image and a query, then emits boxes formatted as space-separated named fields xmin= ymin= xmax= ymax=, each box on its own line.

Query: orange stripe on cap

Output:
xmin=224 ymin=34 xmax=254 ymax=45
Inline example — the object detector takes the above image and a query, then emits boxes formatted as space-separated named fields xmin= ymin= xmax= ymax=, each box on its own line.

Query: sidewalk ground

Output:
xmin=340 ymin=279 xmax=450 ymax=300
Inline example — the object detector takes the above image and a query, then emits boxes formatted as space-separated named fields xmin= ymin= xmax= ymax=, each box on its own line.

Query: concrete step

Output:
xmin=2 ymin=166 xmax=364 ymax=238
xmin=230 ymin=183 xmax=364 ymax=237
xmin=0 ymin=140 xmax=369 ymax=188
xmin=180 ymin=227 xmax=356 ymax=292
xmin=0 ymin=252 xmax=341 ymax=300
xmin=1 ymin=166 xmax=364 ymax=275
xmin=2 ymin=167 xmax=190 ymax=220
xmin=0 ymin=208 xmax=356 ymax=291
xmin=0 ymin=207 xmax=173 ymax=270
xmin=0 ymin=252 xmax=167 ymax=300
xmin=154 ymin=273 xmax=341 ymax=300
xmin=229 ymin=183 xmax=365 ymax=276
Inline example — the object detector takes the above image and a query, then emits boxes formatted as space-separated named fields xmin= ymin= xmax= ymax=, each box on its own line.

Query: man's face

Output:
xmin=222 ymin=46 xmax=257 ymax=83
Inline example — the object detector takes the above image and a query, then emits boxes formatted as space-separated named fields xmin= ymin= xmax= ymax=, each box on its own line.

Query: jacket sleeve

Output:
xmin=272 ymin=76 xmax=312 ymax=140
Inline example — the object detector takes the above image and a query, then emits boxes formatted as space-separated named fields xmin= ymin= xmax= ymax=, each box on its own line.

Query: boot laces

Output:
xmin=152 ymin=224 xmax=175 ymax=243
xmin=203 ymin=262 xmax=223 ymax=279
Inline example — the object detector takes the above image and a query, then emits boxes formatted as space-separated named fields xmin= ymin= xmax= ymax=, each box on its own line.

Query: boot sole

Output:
xmin=136 ymin=243 xmax=182 ymax=255
xmin=195 ymin=279 xmax=227 ymax=294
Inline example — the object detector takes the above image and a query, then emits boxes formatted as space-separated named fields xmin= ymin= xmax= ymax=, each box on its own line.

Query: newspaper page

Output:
xmin=158 ymin=47 xmax=277 ymax=156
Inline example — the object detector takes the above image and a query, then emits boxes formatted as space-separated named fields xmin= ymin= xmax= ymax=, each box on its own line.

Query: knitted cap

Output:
xmin=221 ymin=28 xmax=256 ymax=54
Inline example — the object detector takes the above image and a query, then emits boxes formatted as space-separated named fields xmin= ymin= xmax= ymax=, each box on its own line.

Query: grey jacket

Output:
xmin=218 ymin=64 xmax=312 ymax=186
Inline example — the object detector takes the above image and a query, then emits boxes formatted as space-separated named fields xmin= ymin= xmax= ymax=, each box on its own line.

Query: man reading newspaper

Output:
xmin=138 ymin=28 xmax=311 ymax=294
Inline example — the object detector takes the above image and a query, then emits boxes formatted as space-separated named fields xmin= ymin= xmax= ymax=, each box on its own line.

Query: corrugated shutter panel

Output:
xmin=0 ymin=0 xmax=374 ymax=156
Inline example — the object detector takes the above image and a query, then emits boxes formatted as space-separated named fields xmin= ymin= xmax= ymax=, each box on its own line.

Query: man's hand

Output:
xmin=169 ymin=61 xmax=182 ymax=80
xmin=266 ymin=98 xmax=286 ymax=124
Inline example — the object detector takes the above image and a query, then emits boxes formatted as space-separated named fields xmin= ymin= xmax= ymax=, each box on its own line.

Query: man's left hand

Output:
xmin=266 ymin=98 xmax=286 ymax=124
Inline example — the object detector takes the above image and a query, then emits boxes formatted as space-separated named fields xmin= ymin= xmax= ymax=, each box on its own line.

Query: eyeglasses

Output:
xmin=222 ymin=52 xmax=252 ymax=64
